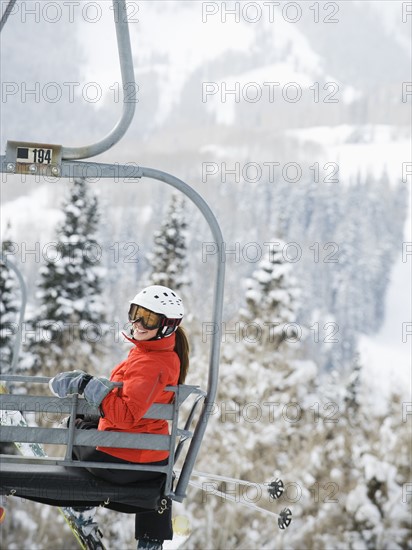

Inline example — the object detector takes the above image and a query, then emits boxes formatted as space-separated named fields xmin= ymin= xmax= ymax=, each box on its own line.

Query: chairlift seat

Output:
xmin=0 ymin=378 xmax=207 ymax=504
xmin=0 ymin=461 xmax=166 ymax=512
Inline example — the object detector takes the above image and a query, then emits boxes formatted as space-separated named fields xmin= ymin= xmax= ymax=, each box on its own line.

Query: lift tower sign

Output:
xmin=5 ymin=141 xmax=62 ymax=176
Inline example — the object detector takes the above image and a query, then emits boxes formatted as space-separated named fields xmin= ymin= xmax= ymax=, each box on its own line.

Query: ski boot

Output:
xmin=137 ymin=537 xmax=164 ymax=549
xmin=67 ymin=507 xmax=105 ymax=549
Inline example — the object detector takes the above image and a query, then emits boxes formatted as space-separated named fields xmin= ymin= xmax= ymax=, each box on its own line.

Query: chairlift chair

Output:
xmin=0 ymin=0 xmax=225 ymax=514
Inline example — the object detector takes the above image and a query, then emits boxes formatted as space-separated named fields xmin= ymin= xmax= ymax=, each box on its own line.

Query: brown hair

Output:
xmin=174 ymin=326 xmax=189 ymax=384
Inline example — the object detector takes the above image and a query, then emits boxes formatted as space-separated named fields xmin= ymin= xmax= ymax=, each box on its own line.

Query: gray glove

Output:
xmin=82 ymin=376 xmax=117 ymax=408
xmin=49 ymin=370 xmax=93 ymax=398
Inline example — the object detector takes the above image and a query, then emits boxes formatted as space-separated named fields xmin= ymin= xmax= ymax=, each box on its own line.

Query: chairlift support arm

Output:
xmin=0 ymin=0 xmax=18 ymax=32
xmin=62 ymin=0 xmax=136 ymax=160
xmin=1 ymin=0 xmax=136 ymax=160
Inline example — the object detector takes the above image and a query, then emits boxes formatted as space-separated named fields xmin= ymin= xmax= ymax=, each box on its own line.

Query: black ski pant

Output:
xmin=72 ymin=419 xmax=173 ymax=541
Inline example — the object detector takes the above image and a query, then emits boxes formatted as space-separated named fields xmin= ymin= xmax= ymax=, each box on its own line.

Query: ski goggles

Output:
xmin=128 ymin=304 xmax=164 ymax=330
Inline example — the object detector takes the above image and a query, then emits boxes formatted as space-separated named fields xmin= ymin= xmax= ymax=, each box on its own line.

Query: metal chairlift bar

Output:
xmin=0 ymin=0 xmax=135 ymax=160
xmin=0 ymin=394 xmax=175 ymax=420
xmin=0 ymin=157 xmax=144 ymax=178
xmin=0 ymin=375 xmax=203 ymax=399
xmin=163 ymin=385 xmax=180 ymax=495
xmin=0 ymin=373 xmax=202 ymax=408
xmin=173 ymin=393 xmax=205 ymax=463
xmin=136 ymin=167 xmax=225 ymax=501
xmin=64 ymin=394 xmax=79 ymax=460
xmin=0 ymin=0 xmax=17 ymax=32
xmin=0 ymin=455 xmax=170 ymax=474
xmin=0 ymin=426 xmax=171 ymax=451
xmin=61 ymin=0 xmax=136 ymax=160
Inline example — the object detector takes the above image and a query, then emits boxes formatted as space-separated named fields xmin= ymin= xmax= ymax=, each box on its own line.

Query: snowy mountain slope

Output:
xmin=1 ymin=186 xmax=63 ymax=243
xmin=286 ymin=124 xmax=411 ymax=181
xmin=1 ymin=1 xmax=409 ymax=152
xmin=76 ymin=0 xmax=408 ymax=107
xmin=358 ymin=186 xmax=412 ymax=409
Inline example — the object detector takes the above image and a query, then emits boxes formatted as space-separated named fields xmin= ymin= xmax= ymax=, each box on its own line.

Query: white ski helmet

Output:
xmin=130 ymin=285 xmax=184 ymax=338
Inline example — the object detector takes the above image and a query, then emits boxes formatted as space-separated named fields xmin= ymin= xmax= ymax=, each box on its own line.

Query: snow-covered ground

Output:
xmin=1 ymin=185 xmax=63 ymax=240
xmin=359 ymin=189 xmax=412 ymax=410
xmin=287 ymin=124 xmax=411 ymax=181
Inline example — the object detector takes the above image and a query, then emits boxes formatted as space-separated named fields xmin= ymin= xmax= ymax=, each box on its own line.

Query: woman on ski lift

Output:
xmin=49 ymin=285 xmax=189 ymax=550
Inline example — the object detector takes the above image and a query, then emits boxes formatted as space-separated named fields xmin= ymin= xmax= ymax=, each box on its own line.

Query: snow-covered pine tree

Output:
xmin=187 ymin=238 xmax=319 ymax=549
xmin=0 ymin=224 xmax=20 ymax=373
xmin=147 ymin=193 xmax=189 ymax=291
xmin=27 ymin=177 xmax=106 ymax=376
xmin=337 ymin=357 xmax=411 ymax=550
xmin=0 ymin=225 xmax=22 ymax=455
xmin=240 ymin=238 xmax=301 ymax=351
xmin=290 ymin=356 xmax=412 ymax=550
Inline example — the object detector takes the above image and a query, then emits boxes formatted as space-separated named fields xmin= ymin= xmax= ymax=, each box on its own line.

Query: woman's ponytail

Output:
xmin=174 ymin=326 xmax=189 ymax=384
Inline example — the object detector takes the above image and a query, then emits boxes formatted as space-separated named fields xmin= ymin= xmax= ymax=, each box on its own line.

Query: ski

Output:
xmin=0 ymin=383 xmax=106 ymax=550
xmin=60 ymin=510 xmax=105 ymax=550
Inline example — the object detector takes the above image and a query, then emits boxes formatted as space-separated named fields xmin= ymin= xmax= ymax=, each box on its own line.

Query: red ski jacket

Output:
xmin=97 ymin=332 xmax=180 ymax=463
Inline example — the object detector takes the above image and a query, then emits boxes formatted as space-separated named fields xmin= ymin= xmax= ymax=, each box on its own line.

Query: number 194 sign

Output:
xmin=5 ymin=140 xmax=62 ymax=176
